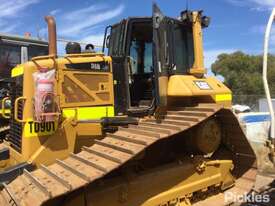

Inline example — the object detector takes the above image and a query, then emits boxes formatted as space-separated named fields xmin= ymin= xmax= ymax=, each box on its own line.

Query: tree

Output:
xmin=211 ymin=51 xmax=275 ymax=109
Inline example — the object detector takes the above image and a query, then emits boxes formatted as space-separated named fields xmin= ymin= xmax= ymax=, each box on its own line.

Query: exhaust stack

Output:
xmin=45 ymin=16 xmax=57 ymax=56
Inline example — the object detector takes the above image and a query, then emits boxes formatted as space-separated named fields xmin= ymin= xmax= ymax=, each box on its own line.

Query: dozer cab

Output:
xmin=0 ymin=4 xmax=259 ymax=206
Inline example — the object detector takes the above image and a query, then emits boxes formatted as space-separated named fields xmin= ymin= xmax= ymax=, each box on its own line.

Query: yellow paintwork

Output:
xmin=215 ymin=93 xmax=232 ymax=102
xmin=63 ymin=106 xmax=114 ymax=120
xmin=0 ymin=109 xmax=10 ymax=114
xmin=75 ymin=122 xmax=102 ymax=137
xmin=11 ymin=65 xmax=24 ymax=77
xmin=23 ymin=119 xmax=58 ymax=138
xmin=0 ymin=10 xmax=241 ymax=206
xmin=167 ymin=75 xmax=231 ymax=97
xmin=0 ymin=53 xmax=114 ymax=168
xmin=190 ymin=11 xmax=205 ymax=76
xmin=27 ymin=117 xmax=77 ymax=165
xmin=1 ymin=16 xmax=232 ymax=170
xmin=83 ymin=159 xmax=234 ymax=206
xmin=1 ymin=97 xmax=11 ymax=119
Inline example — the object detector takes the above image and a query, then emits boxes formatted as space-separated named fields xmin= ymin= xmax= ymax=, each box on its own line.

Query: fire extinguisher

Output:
xmin=34 ymin=67 xmax=56 ymax=122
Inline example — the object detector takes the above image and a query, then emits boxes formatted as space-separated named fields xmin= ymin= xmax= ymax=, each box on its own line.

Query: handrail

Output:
xmin=14 ymin=97 xmax=26 ymax=123
xmin=102 ymin=25 xmax=111 ymax=53
xmin=31 ymin=54 xmax=56 ymax=61
xmin=263 ymin=8 xmax=275 ymax=141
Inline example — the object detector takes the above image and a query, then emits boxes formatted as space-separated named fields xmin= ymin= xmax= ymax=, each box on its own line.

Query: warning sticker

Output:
xmin=194 ymin=81 xmax=212 ymax=90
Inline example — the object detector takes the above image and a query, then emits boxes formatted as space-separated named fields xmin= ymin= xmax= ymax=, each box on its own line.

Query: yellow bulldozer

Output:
xmin=0 ymin=4 xmax=259 ymax=206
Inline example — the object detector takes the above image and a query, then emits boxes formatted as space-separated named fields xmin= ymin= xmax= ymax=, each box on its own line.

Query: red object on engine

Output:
xmin=34 ymin=67 xmax=56 ymax=122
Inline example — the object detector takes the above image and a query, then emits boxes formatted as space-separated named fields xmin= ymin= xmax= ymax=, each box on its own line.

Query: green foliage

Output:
xmin=211 ymin=51 xmax=275 ymax=109
xmin=212 ymin=51 xmax=263 ymax=95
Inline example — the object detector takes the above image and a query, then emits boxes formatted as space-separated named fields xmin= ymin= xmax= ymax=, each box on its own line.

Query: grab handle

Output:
xmin=14 ymin=97 xmax=26 ymax=123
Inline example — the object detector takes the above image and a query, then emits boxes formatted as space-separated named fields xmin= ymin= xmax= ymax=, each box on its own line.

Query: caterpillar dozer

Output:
xmin=0 ymin=4 xmax=259 ymax=206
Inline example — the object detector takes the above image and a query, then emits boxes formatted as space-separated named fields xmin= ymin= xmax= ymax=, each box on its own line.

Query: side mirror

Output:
xmin=201 ymin=16 xmax=211 ymax=28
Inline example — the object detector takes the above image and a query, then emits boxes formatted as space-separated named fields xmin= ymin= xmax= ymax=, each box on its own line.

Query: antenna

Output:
xmin=37 ymin=26 xmax=41 ymax=40
xmin=186 ymin=0 xmax=189 ymax=10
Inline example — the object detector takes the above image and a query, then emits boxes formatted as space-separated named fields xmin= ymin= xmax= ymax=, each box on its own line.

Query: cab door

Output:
xmin=153 ymin=4 xmax=171 ymax=108
xmin=108 ymin=20 xmax=130 ymax=115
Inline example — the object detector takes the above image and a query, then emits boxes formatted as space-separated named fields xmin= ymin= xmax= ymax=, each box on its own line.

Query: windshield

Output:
xmin=171 ymin=22 xmax=194 ymax=74
xmin=109 ymin=22 xmax=125 ymax=56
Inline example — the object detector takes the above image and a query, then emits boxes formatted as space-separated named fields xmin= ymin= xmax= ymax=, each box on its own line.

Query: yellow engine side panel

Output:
xmin=168 ymin=75 xmax=231 ymax=97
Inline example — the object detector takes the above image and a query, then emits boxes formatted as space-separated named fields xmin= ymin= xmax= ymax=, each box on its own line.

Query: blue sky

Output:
xmin=1 ymin=0 xmax=275 ymax=68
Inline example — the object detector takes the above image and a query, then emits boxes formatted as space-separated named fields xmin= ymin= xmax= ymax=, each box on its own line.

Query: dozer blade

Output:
xmin=0 ymin=105 xmax=256 ymax=206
